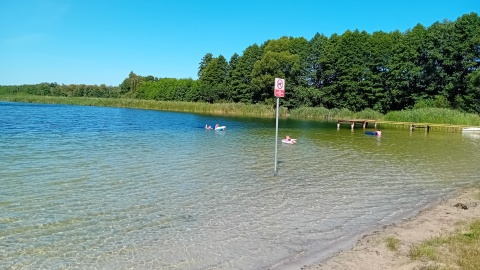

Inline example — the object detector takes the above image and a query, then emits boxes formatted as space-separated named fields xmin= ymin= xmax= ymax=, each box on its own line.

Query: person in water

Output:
xmin=375 ymin=129 xmax=382 ymax=136
xmin=285 ymin=135 xmax=297 ymax=143
xmin=205 ymin=124 xmax=212 ymax=130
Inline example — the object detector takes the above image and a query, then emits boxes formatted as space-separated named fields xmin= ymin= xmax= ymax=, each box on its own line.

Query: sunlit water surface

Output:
xmin=1 ymin=101 xmax=479 ymax=269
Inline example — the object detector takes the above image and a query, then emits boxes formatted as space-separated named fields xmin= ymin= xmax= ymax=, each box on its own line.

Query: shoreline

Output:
xmin=1 ymin=96 xmax=479 ymax=132
xmin=288 ymin=185 xmax=480 ymax=270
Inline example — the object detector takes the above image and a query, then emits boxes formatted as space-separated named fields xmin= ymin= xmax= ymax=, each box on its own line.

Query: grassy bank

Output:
xmin=378 ymin=187 xmax=480 ymax=270
xmin=384 ymin=107 xmax=480 ymax=126
xmin=2 ymin=94 xmax=480 ymax=126
xmin=289 ymin=107 xmax=384 ymax=120
xmin=0 ymin=94 xmax=286 ymax=118
xmin=409 ymin=219 xmax=480 ymax=269
xmin=407 ymin=190 xmax=480 ymax=270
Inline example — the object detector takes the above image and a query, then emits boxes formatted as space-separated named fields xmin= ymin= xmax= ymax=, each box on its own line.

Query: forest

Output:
xmin=1 ymin=12 xmax=479 ymax=114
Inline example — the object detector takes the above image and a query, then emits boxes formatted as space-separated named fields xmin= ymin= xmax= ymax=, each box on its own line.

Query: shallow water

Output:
xmin=1 ymin=101 xmax=479 ymax=269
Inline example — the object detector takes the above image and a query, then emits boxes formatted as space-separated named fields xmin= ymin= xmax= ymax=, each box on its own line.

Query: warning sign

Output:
xmin=274 ymin=78 xmax=285 ymax=98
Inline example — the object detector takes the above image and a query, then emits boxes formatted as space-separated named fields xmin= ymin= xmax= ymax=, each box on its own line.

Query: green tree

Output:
xmin=197 ymin=53 xmax=214 ymax=78
xmin=318 ymin=33 xmax=341 ymax=109
xmin=283 ymin=32 xmax=329 ymax=108
xmin=306 ymin=33 xmax=328 ymax=88
xmin=450 ymin=13 xmax=480 ymax=111
xmin=387 ymin=24 xmax=428 ymax=110
xmin=198 ymin=54 xmax=229 ymax=102
xmin=462 ymin=69 xmax=480 ymax=113
xmin=251 ymin=37 xmax=304 ymax=105
xmin=423 ymin=20 xmax=455 ymax=102
xmin=367 ymin=31 xmax=396 ymax=112
xmin=229 ymin=44 xmax=263 ymax=103
xmin=319 ymin=30 xmax=373 ymax=111
xmin=120 ymin=71 xmax=142 ymax=95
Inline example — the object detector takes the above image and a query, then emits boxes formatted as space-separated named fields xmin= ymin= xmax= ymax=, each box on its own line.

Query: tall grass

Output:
xmin=0 ymin=95 xmax=281 ymax=118
xmin=1 ymin=94 xmax=479 ymax=126
xmin=289 ymin=106 xmax=333 ymax=119
xmin=353 ymin=108 xmax=384 ymax=120
xmin=385 ymin=108 xmax=480 ymax=126
xmin=289 ymin=107 xmax=383 ymax=121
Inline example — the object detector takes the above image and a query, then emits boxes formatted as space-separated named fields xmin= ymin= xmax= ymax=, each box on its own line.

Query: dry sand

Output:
xmin=301 ymin=185 xmax=480 ymax=270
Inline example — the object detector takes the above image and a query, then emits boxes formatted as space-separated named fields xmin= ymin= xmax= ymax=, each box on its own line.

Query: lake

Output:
xmin=1 ymin=101 xmax=479 ymax=269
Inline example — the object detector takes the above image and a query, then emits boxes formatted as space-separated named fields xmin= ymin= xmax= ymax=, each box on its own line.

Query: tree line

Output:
xmin=2 ymin=12 xmax=479 ymax=114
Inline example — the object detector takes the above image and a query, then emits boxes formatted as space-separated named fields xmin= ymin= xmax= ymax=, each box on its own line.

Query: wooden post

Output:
xmin=337 ymin=122 xmax=340 ymax=129
xmin=351 ymin=122 xmax=354 ymax=130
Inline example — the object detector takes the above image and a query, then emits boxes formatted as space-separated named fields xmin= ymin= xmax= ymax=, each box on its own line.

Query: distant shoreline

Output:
xmin=2 ymin=95 xmax=479 ymax=132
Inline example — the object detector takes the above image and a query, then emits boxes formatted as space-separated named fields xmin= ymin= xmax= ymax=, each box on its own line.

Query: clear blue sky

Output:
xmin=1 ymin=0 xmax=478 ymax=86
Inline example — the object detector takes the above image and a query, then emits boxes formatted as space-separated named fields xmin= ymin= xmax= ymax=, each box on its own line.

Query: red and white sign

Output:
xmin=274 ymin=78 xmax=285 ymax=98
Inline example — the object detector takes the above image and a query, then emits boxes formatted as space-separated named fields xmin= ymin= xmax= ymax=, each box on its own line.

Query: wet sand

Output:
xmin=299 ymin=185 xmax=480 ymax=270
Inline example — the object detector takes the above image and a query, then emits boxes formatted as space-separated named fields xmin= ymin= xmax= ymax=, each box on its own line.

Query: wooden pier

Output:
xmin=409 ymin=124 xmax=430 ymax=131
xmin=337 ymin=119 xmax=374 ymax=129
xmin=373 ymin=121 xmax=451 ymax=132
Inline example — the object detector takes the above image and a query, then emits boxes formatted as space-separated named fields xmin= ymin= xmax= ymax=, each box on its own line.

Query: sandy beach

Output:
xmin=299 ymin=185 xmax=480 ymax=270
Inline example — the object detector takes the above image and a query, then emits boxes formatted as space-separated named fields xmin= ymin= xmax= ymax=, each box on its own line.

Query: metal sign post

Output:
xmin=274 ymin=97 xmax=279 ymax=175
xmin=274 ymin=78 xmax=285 ymax=176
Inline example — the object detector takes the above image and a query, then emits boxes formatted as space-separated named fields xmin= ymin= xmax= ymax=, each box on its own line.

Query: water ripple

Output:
xmin=1 ymin=102 xmax=479 ymax=269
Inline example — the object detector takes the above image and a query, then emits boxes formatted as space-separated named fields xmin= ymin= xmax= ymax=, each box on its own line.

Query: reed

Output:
xmin=353 ymin=108 xmax=384 ymax=120
xmin=0 ymin=95 xmax=280 ymax=118
xmin=327 ymin=107 xmax=356 ymax=119
xmin=289 ymin=106 xmax=332 ymax=119
xmin=2 ymin=94 xmax=479 ymax=126
xmin=385 ymin=108 xmax=480 ymax=126
xmin=289 ymin=106 xmax=375 ymax=120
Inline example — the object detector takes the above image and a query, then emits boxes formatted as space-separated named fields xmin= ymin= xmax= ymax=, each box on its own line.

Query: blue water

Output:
xmin=1 ymin=101 xmax=479 ymax=269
